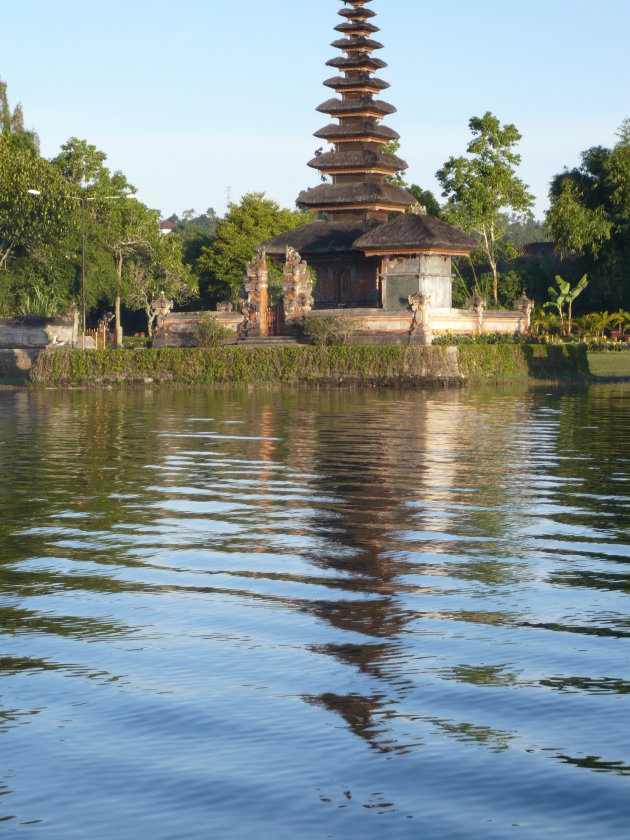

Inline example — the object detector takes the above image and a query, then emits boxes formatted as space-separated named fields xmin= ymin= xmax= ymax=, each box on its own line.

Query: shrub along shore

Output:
xmin=30 ymin=344 xmax=589 ymax=387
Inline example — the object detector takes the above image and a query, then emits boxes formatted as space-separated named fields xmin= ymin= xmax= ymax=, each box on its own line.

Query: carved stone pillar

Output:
xmin=283 ymin=247 xmax=314 ymax=324
xmin=240 ymin=247 xmax=269 ymax=338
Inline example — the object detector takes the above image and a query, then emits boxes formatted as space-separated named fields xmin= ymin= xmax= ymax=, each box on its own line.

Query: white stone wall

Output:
xmin=0 ymin=316 xmax=78 ymax=349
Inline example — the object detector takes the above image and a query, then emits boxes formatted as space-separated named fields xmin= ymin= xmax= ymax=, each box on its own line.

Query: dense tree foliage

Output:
xmin=0 ymin=82 xmax=193 ymax=337
xmin=0 ymin=80 xmax=75 ymax=313
xmin=169 ymin=208 xmax=219 ymax=267
xmin=437 ymin=112 xmax=534 ymax=306
xmin=546 ymin=120 xmax=630 ymax=309
xmin=196 ymin=193 xmax=308 ymax=304
xmin=503 ymin=215 xmax=550 ymax=246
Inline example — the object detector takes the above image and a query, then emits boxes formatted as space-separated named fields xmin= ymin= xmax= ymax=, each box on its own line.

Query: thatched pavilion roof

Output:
xmin=353 ymin=213 xmax=478 ymax=255
xmin=262 ymin=220 xmax=379 ymax=258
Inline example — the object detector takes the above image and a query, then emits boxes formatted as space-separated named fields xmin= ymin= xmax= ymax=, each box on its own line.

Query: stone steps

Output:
xmin=237 ymin=337 xmax=300 ymax=348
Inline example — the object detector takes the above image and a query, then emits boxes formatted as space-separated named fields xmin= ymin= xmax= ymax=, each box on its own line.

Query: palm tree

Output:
xmin=592 ymin=310 xmax=616 ymax=340
xmin=574 ymin=314 xmax=594 ymax=342
xmin=611 ymin=309 xmax=630 ymax=340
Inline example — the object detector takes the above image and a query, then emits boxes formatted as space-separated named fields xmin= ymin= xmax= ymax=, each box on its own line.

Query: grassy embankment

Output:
xmin=29 ymin=344 xmax=588 ymax=387
xmin=587 ymin=352 xmax=630 ymax=379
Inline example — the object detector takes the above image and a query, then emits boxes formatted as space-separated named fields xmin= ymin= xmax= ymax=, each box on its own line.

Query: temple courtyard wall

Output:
xmin=152 ymin=312 xmax=242 ymax=348
xmin=0 ymin=313 xmax=80 ymax=377
xmin=153 ymin=306 xmax=529 ymax=348
xmin=0 ymin=314 xmax=78 ymax=351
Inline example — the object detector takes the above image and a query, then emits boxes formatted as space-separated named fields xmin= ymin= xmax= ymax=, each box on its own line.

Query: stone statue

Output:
xmin=409 ymin=292 xmax=431 ymax=328
xmin=514 ymin=292 xmax=534 ymax=330
xmin=466 ymin=290 xmax=486 ymax=330
xmin=408 ymin=292 xmax=433 ymax=344
xmin=150 ymin=291 xmax=174 ymax=329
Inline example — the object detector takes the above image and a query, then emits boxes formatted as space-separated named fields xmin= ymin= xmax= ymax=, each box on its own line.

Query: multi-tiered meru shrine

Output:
xmin=262 ymin=0 xmax=477 ymax=312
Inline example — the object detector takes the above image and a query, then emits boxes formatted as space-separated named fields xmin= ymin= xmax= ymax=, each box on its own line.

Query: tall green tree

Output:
xmin=0 ymin=80 xmax=74 ymax=313
xmin=196 ymin=193 xmax=308 ymax=304
xmin=52 ymin=138 xmax=162 ymax=343
xmin=546 ymin=120 xmax=630 ymax=308
xmin=437 ymin=112 xmax=535 ymax=306
xmin=127 ymin=230 xmax=197 ymax=336
xmin=96 ymin=183 xmax=154 ymax=345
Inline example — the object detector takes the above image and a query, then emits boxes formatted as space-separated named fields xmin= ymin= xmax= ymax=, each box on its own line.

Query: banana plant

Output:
xmin=544 ymin=274 xmax=588 ymax=335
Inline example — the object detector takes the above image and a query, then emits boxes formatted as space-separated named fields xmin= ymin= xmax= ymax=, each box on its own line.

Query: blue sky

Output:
xmin=3 ymin=0 xmax=629 ymax=219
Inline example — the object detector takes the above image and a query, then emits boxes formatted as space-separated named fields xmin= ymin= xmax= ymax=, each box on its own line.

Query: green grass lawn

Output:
xmin=588 ymin=352 xmax=630 ymax=378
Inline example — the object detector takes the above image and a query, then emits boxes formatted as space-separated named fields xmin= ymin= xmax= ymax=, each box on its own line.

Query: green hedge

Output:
xmin=457 ymin=343 xmax=589 ymax=381
xmin=29 ymin=344 xmax=589 ymax=387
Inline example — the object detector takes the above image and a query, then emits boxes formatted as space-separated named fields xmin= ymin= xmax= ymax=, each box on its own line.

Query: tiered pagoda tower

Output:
xmin=298 ymin=0 xmax=416 ymax=222
xmin=262 ymin=0 xmax=476 ymax=312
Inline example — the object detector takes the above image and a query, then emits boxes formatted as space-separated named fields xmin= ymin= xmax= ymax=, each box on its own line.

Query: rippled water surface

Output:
xmin=1 ymin=384 xmax=629 ymax=838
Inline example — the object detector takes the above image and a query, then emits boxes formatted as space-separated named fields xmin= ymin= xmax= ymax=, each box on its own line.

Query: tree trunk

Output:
xmin=492 ymin=264 xmax=499 ymax=308
xmin=567 ymin=301 xmax=573 ymax=335
xmin=114 ymin=251 xmax=123 ymax=348
xmin=145 ymin=306 xmax=153 ymax=338
xmin=114 ymin=295 xmax=123 ymax=348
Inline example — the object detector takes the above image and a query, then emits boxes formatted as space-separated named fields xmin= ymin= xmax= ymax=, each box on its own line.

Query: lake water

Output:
xmin=1 ymin=384 xmax=629 ymax=838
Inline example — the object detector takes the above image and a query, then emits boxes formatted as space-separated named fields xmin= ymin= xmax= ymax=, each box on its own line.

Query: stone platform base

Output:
xmin=0 ymin=349 xmax=39 ymax=378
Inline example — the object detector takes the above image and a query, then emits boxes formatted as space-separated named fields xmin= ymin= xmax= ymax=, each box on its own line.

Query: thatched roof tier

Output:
xmin=353 ymin=213 xmax=478 ymax=256
xmin=314 ymin=123 xmax=400 ymax=143
xmin=316 ymin=98 xmax=396 ymax=119
xmin=262 ymin=220 xmax=379 ymax=258
xmin=297 ymin=182 xmax=417 ymax=213
xmin=323 ymin=75 xmax=390 ymax=93
xmin=307 ymin=149 xmax=407 ymax=174
xmin=334 ymin=22 xmax=379 ymax=35
xmin=326 ymin=56 xmax=387 ymax=72
xmin=338 ymin=7 xmax=376 ymax=20
xmin=331 ymin=36 xmax=384 ymax=52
